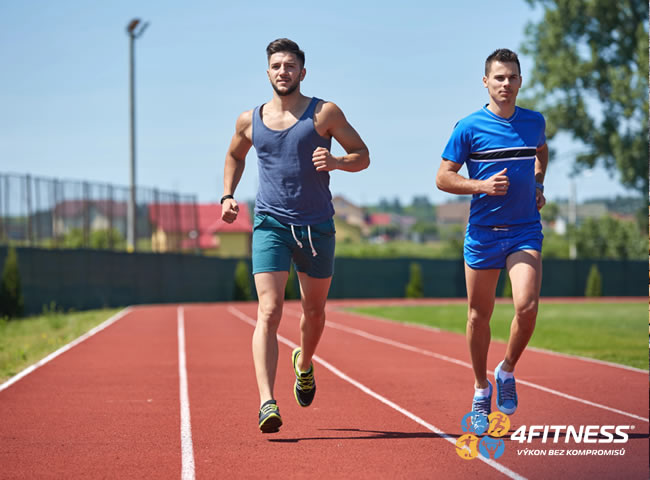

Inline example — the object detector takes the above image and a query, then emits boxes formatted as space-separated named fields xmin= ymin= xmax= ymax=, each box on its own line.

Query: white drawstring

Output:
xmin=290 ymin=225 xmax=303 ymax=248
xmin=307 ymin=225 xmax=317 ymax=257
xmin=290 ymin=224 xmax=318 ymax=257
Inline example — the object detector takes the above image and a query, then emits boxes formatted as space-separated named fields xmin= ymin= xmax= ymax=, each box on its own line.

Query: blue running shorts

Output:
xmin=252 ymin=214 xmax=336 ymax=278
xmin=464 ymin=222 xmax=543 ymax=270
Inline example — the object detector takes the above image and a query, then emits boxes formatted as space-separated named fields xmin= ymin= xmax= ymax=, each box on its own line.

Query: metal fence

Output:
xmin=0 ymin=172 xmax=199 ymax=253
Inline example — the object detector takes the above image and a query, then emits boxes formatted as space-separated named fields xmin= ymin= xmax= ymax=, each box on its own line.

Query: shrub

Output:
xmin=0 ymin=247 xmax=25 ymax=319
xmin=405 ymin=262 xmax=424 ymax=298
xmin=233 ymin=260 xmax=252 ymax=301
xmin=502 ymin=272 xmax=513 ymax=298
xmin=585 ymin=264 xmax=602 ymax=297
xmin=285 ymin=265 xmax=299 ymax=300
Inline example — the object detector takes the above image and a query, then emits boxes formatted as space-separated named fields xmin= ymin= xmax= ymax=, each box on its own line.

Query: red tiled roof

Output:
xmin=149 ymin=203 xmax=252 ymax=235
xmin=368 ymin=213 xmax=393 ymax=226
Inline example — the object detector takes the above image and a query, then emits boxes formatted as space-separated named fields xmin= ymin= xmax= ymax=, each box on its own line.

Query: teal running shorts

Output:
xmin=252 ymin=213 xmax=336 ymax=279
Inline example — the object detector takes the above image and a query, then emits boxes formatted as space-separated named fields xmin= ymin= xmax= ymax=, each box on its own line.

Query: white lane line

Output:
xmin=227 ymin=306 xmax=526 ymax=480
xmin=525 ymin=345 xmax=648 ymax=374
xmin=331 ymin=306 xmax=648 ymax=374
xmin=0 ymin=307 xmax=132 ymax=393
xmin=178 ymin=306 xmax=196 ymax=480
xmin=292 ymin=310 xmax=649 ymax=424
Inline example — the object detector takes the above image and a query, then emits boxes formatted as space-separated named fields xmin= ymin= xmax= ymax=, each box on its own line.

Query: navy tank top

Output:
xmin=252 ymin=97 xmax=334 ymax=225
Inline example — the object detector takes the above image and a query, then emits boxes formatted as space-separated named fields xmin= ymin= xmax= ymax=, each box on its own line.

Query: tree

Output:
xmin=90 ymin=228 xmax=126 ymax=250
xmin=501 ymin=273 xmax=513 ymax=298
xmin=0 ymin=247 xmax=24 ymax=319
xmin=405 ymin=262 xmax=424 ymax=298
xmin=522 ymin=0 xmax=649 ymax=194
xmin=284 ymin=265 xmax=299 ymax=300
xmin=62 ymin=228 xmax=85 ymax=248
xmin=540 ymin=201 xmax=560 ymax=224
xmin=585 ymin=264 xmax=602 ymax=297
xmin=575 ymin=216 xmax=645 ymax=259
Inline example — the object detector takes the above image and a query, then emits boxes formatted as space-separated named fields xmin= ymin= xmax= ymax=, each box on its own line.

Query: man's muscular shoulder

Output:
xmin=235 ymin=109 xmax=254 ymax=141
xmin=314 ymin=100 xmax=345 ymax=137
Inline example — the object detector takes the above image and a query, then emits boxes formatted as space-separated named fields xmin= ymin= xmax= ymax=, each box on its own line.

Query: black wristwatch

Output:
xmin=220 ymin=194 xmax=234 ymax=204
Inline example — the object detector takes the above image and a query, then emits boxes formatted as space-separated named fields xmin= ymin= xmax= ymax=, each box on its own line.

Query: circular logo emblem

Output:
xmin=456 ymin=434 xmax=480 ymax=460
xmin=461 ymin=411 xmax=489 ymax=435
xmin=479 ymin=436 xmax=506 ymax=459
xmin=487 ymin=412 xmax=511 ymax=438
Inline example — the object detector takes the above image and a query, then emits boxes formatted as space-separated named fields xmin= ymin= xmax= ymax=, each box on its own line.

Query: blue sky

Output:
xmin=0 ymin=1 xmax=633 ymax=207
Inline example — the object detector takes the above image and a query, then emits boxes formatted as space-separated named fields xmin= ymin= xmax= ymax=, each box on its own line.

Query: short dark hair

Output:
xmin=266 ymin=38 xmax=305 ymax=67
xmin=485 ymin=48 xmax=521 ymax=75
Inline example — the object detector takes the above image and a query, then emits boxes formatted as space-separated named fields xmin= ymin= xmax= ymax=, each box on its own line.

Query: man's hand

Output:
xmin=312 ymin=147 xmax=340 ymax=172
xmin=221 ymin=198 xmax=239 ymax=224
xmin=482 ymin=168 xmax=509 ymax=195
xmin=536 ymin=188 xmax=546 ymax=210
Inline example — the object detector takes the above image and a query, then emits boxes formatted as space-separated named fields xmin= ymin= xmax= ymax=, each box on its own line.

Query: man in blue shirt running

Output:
xmin=221 ymin=38 xmax=370 ymax=433
xmin=436 ymin=48 xmax=548 ymax=417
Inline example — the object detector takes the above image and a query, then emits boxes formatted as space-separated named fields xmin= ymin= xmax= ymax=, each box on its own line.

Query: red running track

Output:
xmin=0 ymin=301 xmax=647 ymax=479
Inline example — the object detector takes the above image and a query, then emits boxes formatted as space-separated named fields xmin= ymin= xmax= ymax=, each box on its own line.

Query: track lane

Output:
xmin=184 ymin=304 xmax=515 ymax=479
xmin=0 ymin=307 xmax=182 ymax=479
xmin=318 ymin=306 xmax=649 ymax=420
xmin=227 ymin=302 xmax=647 ymax=479
xmin=0 ymin=300 xmax=646 ymax=479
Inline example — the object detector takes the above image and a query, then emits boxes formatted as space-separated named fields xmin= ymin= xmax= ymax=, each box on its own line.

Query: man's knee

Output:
xmin=514 ymin=298 xmax=538 ymax=323
xmin=467 ymin=306 xmax=491 ymax=329
xmin=258 ymin=300 xmax=283 ymax=328
xmin=302 ymin=303 xmax=326 ymax=323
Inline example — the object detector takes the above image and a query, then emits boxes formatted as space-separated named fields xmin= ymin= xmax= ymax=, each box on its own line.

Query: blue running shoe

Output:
xmin=494 ymin=361 xmax=518 ymax=414
xmin=258 ymin=399 xmax=282 ymax=433
xmin=292 ymin=347 xmax=316 ymax=407
xmin=471 ymin=381 xmax=492 ymax=416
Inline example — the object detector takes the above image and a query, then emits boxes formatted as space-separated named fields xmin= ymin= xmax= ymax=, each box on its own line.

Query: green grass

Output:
xmin=346 ymin=302 xmax=648 ymax=370
xmin=0 ymin=308 xmax=123 ymax=383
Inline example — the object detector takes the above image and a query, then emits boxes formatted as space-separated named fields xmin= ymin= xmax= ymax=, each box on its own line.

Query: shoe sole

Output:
xmin=259 ymin=413 xmax=282 ymax=433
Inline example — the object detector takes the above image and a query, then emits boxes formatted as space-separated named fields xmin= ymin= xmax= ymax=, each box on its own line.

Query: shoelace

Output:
xmin=498 ymin=379 xmax=517 ymax=402
xmin=296 ymin=368 xmax=315 ymax=391
xmin=260 ymin=403 xmax=278 ymax=416
xmin=472 ymin=396 xmax=491 ymax=415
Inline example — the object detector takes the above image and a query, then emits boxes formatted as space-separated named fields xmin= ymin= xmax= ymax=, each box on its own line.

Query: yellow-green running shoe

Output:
xmin=292 ymin=347 xmax=316 ymax=407
xmin=258 ymin=400 xmax=282 ymax=433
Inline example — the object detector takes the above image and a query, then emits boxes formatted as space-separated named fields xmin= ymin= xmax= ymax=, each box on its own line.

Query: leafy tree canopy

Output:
xmin=521 ymin=0 xmax=649 ymax=194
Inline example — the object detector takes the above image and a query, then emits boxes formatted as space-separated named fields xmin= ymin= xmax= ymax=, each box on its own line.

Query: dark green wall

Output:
xmin=0 ymin=247 xmax=645 ymax=314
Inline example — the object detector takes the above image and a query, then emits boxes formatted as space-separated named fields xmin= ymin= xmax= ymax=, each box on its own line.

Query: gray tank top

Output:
xmin=252 ymin=97 xmax=334 ymax=225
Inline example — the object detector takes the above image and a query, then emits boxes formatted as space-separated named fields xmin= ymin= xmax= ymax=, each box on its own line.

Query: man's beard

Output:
xmin=272 ymin=80 xmax=299 ymax=96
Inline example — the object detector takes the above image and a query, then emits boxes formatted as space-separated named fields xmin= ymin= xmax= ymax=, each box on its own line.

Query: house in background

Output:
xmin=53 ymin=200 xmax=128 ymax=237
xmin=436 ymin=201 xmax=470 ymax=226
xmin=332 ymin=195 xmax=369 ymax=234
xmin=149 ymin=203 xmax=252 ymax=256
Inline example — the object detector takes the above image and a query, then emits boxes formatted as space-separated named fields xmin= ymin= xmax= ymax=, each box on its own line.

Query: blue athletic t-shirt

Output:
xmin=442 ymin=105 xmax=546 ymax=226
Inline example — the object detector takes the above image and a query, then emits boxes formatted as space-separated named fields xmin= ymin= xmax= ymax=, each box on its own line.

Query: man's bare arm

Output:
xmin=313 ymin=102 xmax=369 ymax=172
xmin=222 ymin=111 xmax=253 ymax=223
xmin=436 ymin=159 xmax=509 ymax=196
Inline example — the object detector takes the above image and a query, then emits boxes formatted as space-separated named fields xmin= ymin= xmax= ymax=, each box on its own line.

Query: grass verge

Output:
xmin=346 ymin=302 xmax=648 ymax=370
xmin=0 ymin=308 xmax=123 ymax=384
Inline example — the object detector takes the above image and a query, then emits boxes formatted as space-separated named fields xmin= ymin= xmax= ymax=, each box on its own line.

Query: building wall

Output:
xmin=216 ymin=233 xmax=251 ymax=257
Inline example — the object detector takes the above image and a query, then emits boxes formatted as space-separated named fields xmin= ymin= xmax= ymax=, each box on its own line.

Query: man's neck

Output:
xmin=486 ymin=100 xmax=516 ymax=119
xmin=269 ymin=91 xmax=309 ymax=112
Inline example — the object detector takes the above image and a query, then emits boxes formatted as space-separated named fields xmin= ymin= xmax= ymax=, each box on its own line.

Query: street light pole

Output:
xmin=126 ymin=18 xmax=149 ymax=252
